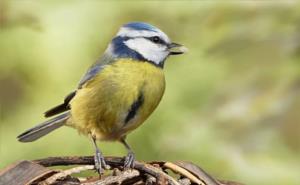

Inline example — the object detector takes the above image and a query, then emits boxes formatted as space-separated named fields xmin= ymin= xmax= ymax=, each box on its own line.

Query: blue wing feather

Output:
xmin=44 ymin=54 xmax=114 ymax=117
xmin=78 ymin=62 xmax=104 ymax=88
xmin=78 ymin=54 xmax=114 ymax=88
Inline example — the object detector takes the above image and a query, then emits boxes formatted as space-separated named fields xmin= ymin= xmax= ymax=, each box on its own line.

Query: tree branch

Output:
xmin=0 ymin=156 xmax=243 ymax=185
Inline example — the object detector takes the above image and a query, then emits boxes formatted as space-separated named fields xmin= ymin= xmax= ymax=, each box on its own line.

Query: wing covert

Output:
xmin=44 ymin=54 xmax=114 ymax=117
xmin=77 ymin=54 xmax=113 ymax=88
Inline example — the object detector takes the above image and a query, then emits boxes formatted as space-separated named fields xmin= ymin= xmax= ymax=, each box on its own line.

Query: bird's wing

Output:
xmin=44 ymin=91 xmax=76 ymax=117
xmin=78 ymin=61 xmax=106 ymax=88
xmin=78 ymin=54 xmax=114 ymax=88
xmin=44 ymin=54 xmax=114 ymax=117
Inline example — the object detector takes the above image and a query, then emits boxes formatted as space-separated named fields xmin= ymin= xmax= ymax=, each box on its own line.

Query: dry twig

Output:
xmin=0 ymin=156 xmax=243 ymax=185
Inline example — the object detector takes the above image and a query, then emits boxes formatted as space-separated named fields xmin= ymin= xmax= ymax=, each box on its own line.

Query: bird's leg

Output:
xmin=90 ymin=135 xmax=109 ymax=174
xmin=120 ymin=137 xmax=135 ymax=168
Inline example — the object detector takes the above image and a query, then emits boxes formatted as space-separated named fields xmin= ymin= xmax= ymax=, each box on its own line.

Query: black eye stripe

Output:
xmin=122 ymin=36 xmax=167 ymax=45
xmin=146 ymin=36 xmax=166 ymax=45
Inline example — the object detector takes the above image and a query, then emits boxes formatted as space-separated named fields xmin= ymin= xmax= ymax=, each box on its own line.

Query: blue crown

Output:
xmin=123 ymin=22 xmax=158 ymax=32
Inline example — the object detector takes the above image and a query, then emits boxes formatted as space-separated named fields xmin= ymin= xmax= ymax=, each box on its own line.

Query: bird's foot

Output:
xmin=94 ymin=149 xmax=109 ymax=174
xmin=124 ymin=151 xmax=135 ymax=168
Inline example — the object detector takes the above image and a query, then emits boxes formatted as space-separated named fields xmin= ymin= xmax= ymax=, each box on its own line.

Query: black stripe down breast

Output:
xmin=125 ymin=93 xmax=144 ymax=124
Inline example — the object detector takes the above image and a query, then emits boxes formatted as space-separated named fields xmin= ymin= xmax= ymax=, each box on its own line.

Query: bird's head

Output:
xmin=106 ymin=22 xmax=187 ymax=67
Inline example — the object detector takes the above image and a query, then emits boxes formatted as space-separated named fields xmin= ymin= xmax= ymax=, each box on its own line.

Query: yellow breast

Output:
xmin=68 ymin=59 xmax=165 ymax=140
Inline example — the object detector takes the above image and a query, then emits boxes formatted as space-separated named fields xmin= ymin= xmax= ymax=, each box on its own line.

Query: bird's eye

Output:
xmin=150 ymin=36 xmax=161 ymax=44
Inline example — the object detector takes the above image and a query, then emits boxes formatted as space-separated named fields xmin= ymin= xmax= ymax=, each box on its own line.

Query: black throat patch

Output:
xmin=125 ymin=93 xmax=144 ymax=124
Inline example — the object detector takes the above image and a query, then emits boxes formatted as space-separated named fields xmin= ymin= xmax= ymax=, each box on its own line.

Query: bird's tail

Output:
xmin=17 ymin=112 xmax=70 ymax=142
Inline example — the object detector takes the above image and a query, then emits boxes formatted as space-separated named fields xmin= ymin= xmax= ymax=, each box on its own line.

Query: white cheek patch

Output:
xmin=124 ymin=38 xmax=169 ymax=65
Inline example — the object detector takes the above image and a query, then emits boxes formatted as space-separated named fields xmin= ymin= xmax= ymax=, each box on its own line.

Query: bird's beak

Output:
xmin=168 ymin=42 xmax=188 ymax=55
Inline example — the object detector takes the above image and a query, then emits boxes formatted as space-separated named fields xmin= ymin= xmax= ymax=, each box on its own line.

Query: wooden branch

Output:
xmin=0 ymin=156 xmax=244 ymax=185
xmin=163 ymin=162 xmax=205 ymax=185
xmin=34 ymin=156 xmax=180 ymax=185
xmin=34 ymin=156 xmax=98 ymax=167
xmin=41 ymin=165 xmax=94 ymax=185
xmin=82 ymin=169 xmax=140 ymax=185
xmin=0 ymin=161 xmax=55 ymax=185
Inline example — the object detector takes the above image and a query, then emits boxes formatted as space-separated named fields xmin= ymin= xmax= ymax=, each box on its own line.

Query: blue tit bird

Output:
xmin=17 ymin=22 xmax=187 ymax=173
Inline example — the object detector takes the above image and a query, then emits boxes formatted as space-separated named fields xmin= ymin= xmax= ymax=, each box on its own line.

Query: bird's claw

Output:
xmin=94 ymin=150 xmax=109 ymax=174
xmin=124 ymin=151 xmax=135 ymax=168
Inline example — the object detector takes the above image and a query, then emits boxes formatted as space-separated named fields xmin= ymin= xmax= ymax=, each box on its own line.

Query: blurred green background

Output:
xmin=1 ymin=1 xmax=300 ymax=185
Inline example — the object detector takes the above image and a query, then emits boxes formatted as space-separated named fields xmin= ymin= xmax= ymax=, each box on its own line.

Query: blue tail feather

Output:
xmin=17 ymin=112 xmax=70 ymax=142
